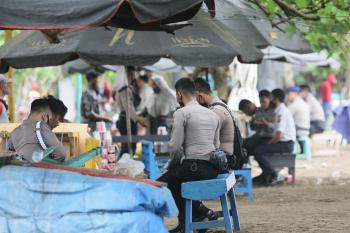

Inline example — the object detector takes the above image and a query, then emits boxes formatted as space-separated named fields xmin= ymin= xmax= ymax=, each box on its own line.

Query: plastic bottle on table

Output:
xmin=31 ymin=150 xmax=44 ymax=162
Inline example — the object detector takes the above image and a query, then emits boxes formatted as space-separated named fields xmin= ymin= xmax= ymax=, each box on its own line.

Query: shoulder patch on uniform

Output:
xmin=277 ymin=114 xmax=281 ymax=123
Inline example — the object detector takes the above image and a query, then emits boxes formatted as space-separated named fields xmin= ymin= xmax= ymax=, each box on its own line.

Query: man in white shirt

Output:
xmin=253 ymin=89 xmax=296 ymax=185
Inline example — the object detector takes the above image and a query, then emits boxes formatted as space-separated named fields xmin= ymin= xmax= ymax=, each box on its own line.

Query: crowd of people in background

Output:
xmin=238 ymin=82 xmax=331 ymax=185
xmin=0 ymin=67 xmax=348 ymax=233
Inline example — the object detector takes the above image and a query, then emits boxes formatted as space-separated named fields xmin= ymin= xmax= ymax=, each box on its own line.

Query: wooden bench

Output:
xmin=265 ymin=153 xmax=296 ymax=183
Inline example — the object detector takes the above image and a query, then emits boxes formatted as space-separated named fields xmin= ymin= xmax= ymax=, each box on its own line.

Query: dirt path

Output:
xmin=167 ymin=145 xmax=350 ymax=233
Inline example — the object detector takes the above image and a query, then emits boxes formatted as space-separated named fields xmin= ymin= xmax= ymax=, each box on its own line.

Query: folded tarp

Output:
xmin=0 ymin=165 xmax=178 ymax=233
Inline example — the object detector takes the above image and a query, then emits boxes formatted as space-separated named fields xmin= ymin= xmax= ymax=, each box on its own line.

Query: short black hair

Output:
xmin=46 ymin=95 xmax=68 ymax=118
xmin=271 ymin=89 xmax=285 ymax=102
xmin=30 ymin=98 xmax=51 ymax=114
xmin=86 ymin=71 xmax=99 ymax=82
xmin=194 ymin=78 xmax=212 ymax=94
xmin=175 ymin=78 xmax=196 ymax=95
xmin=126 ymin=66 xmax=136 ymax=73
xmin=238 ymin=99 xmax=253 ymax=111
xmin=139 ymin=75 xmax=149 ymax=83
xmin=259 ymin=89 xmax=270 ymax=98
xmin=299 ymin=85 xmax=310 ymax=92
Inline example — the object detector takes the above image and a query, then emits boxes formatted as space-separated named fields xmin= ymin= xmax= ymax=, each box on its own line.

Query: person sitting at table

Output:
xmin=239 ymin=90 xmax=276 ymax=157
xmin=46 ymin=95 xmax=68 ymax=129
xmin=7 ymin=96 xmax=67 ymax=162
xmin=253 ymin=89 xmax=296 ymax=186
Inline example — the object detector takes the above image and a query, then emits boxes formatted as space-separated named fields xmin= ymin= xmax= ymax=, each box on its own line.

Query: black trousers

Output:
xmin=149 ymin=115 xmax=168 ymax=135
xmin=117 ymin=112 xmax=138 ymax=155
xmin=158 ymin=160 xmax=219 ymax=223
xmin=243 ymin=134 xmax=272 ymax=156
xmin=254 ymin=141 xmax=294 ymax=176
xmin=310 ymin=120 xmax=326 ymax=136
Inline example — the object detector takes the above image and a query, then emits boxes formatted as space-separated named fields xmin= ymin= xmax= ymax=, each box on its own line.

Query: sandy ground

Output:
xmin=166 ymin=142 xmax=350 ymax=233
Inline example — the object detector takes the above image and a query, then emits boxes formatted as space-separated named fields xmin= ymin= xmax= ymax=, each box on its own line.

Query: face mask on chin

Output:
xmin=199 ymin=102 xmax=209 ymax=108
xmin=270 ymin=101 xmax=276 ymax=109
xmin=153 ymin=86 xmax=161 ymax=94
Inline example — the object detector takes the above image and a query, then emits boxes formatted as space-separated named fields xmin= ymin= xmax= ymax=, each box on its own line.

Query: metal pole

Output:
xmin=4 ymin=31 xmax=14 ymax=122
xmin=205 ymin=68 xmax=209 ymax=82
xmin=125 ymin=87 xmax=132 ymax=154
xmin=75 ymin=73 xmax=82 ymax=123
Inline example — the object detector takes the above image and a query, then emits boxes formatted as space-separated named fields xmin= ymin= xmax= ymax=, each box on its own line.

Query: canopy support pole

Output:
xmin=5 ymin=31 xmax=14 ymax=122
xmin=75 ymin=73 xmax=82 ymax=123
xmin=125 ymin=87 xmax=132 ymax=155
xmin=346 ymin=35 xmax=350 ymax=100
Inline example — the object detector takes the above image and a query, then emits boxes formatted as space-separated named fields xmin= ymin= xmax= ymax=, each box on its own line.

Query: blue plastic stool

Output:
xmin=182 ymin=172 xmax=241 ymax=233
xmin=141 ymin=141 xmax=160 ymax=180
xmin=296 ymin=136 xmax=312 ymax=160
xmin=234 ymin=168 xmax=253 ymax=202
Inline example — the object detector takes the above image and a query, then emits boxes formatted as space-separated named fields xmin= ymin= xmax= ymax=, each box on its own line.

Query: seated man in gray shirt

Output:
xmin=8 ymin=97 xmax=67 ymax=162
xmin=157 ymin=78 xmax=220 ymax=233
xmin=239 ymin=90 xmax=276 ymax=156
xmin=194 ymin=78 xmax=234 ymax=156
xmin=299 ymin=85 xmax=326 ymax=135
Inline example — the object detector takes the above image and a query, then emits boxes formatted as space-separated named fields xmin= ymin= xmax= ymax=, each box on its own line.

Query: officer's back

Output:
xmin=171 ymin=100 xmax=219 ymax=160
xmin=158 ymin=78 xmax=220 ymax=232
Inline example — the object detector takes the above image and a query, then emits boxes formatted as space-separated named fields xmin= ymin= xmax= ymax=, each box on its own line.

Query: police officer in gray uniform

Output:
xmin=299 ymin=85 xmax=326 ymax=135
xmin=286 ymin=86 xmax=310 ymax=137
xmin=158 ymin=78 xmax=220 ymax=233
xmin=8 ymin=97 xmax=67 ymax=162
xmin=194 ymin=78 xmax=234 ymax=156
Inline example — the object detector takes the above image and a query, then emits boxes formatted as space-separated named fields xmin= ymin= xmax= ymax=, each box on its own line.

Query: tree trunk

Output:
xmin=346 ymin=35 xmax=350 ymax=99
xmin=211 ymin=67 xmax=229 ymax=100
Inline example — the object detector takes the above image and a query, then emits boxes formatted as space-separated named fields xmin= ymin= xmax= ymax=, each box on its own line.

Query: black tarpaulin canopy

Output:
xmin=0 ymin=0 xmax=214 ymax=31
xmin=263 ymin=46 xmax=340 ymax=69
xmin=0 ymin=12 xmax=263 ymax=73
xmin=212 ymin=0 xmax=311 ymax=53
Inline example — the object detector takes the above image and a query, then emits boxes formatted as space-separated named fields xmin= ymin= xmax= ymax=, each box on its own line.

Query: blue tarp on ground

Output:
xmin=0 ymin=166 xmax=178 ymax=233
xmin=333 ymin=105 xmax=350 ymax=139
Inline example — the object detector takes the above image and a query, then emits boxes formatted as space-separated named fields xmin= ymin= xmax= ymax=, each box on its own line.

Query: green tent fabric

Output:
xmin=213 ymin=0 xmax=311 ymax=53
xmin=0 ymin=12 xmax=263 ymax=72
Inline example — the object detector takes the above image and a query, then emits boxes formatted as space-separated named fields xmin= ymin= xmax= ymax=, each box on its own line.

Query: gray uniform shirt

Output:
xmin=287 ymin=96 xmax=310 ymax=136
xmin=251 ymin=107 xmax=276 ymax=138
xmin=209 ymin=96 xmax=234 ymax=155
xmin=169 ymin=100 xmax=220 ymax=165
xmin=8 ymin=119 xmax=66 ymax=162
xmin=304 ymin=94 xmax=325 ymax=122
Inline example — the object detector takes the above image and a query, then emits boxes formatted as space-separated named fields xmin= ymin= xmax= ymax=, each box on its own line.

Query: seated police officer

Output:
xmin=253 ymin=89 xmax=296 ymax=185
xmin=239 ymin=90 xmax=276 ymax=157
xmin=8 ymin=96 xmax=67 ymax=162
xmin=157 ymin=78 xmax=221 ymax=233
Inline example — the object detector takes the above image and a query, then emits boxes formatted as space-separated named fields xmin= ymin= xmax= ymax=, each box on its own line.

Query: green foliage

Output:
xmin=251 ymin=0 xmax=350 ymax=54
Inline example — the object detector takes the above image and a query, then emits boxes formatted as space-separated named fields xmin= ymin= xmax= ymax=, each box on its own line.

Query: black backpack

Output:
xmin=210 ymin=102 xmax=248 ymax=170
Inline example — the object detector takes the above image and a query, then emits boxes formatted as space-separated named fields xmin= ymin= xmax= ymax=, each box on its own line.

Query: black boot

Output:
xmin=194 ymin=203 xmax=219 ymax=221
